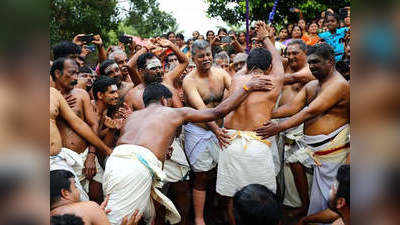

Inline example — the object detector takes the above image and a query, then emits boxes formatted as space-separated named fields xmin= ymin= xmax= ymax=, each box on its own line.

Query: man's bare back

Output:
xmin=51 ymin=201 xmax=110 ymax=225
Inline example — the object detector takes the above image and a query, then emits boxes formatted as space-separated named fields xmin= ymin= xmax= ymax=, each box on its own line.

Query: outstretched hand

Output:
xmin=121 ymin=210 xmax=143 ymax=225
xmin=255 ymin=21 xmax=270 ymax=41
xmin=246 ymin=75 xmax=274 ymax=92
xmin=255 ymin=121 xmax=281 ymax=139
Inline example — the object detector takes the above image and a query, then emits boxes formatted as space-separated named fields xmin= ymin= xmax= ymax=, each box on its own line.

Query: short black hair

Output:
xmin=50 ymin=170 xmax=75 ymax=205
xmin=51 ymin=214 xmax=84 ymax=225
xmin=52 ymin=41 xmax=81 ymax=60
xmin=99 ymin=60 xmax=116 ymax=76
xmin=143 ymin=83 xmax=172 ymax=107
xmin=78 ymin=65 xmax=92 ymax=74
xmin=247 ymin=48 xmax=272 ymax=71
xmin=287 ymin=39 xmax=308 ymax=52
xmin=50 ymin=57 xmax=76 ymax=80
xmin=336 ymin=164 xmax=350 ymax=205
xmin=307 ymin=43 xmax=335 ymax=62
xmin=206 ymin=30 xmax=214 ymax=36
xmin=137 ymin=52 xmax=157 ymax=70
xmin=233 ymin=184 xmax=281 ymax=225
xmin=176 ymin=33 xmax=184 ymax=41
xmin=92 ymin=76 xmax=118 ymax=100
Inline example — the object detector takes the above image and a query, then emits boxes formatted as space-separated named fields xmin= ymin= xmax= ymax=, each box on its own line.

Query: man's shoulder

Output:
xmin=72 ymin=88 xmax=90 ymax=98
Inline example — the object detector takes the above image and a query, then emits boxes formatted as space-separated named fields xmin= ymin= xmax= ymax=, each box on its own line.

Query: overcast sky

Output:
xmin=118 ymin=0 xmax=233 ymax=39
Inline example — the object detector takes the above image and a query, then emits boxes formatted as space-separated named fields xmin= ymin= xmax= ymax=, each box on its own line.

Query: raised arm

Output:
xmin=182 ymin=75 xmax=273 ymax=123
xmin=56 ymin=89 xmax=112 ymax=155
xmin=159 ymin=38 xmax=189 ymax=86
xmin=271 ymin=85 xmax=307 ymax=118
xmin=127 ymin=47 xmax=147 ymax=85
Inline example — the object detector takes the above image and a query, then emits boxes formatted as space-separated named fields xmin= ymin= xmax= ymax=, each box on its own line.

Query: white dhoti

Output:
xmin=79 ymin=148 xmax=104 ymax=193
xmin=216 ymin=130 xmax=277 ymax=197
xmin=163 ymin=137 xmax=190 ymax=183
xmin=103 ymin=144 xmax=181 ymax=225
xmin=284 ymin=125 xmax=350 ymax=216
xmin=50 ymin=148 xmax=89 ymax=201
xmin=183 ymin=123 xmax=221 ymax=172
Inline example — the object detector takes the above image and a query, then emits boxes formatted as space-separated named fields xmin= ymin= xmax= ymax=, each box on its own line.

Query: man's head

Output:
xmin=92 ymin=76 xmax=119 ymax=107
xmin=108 ymin=50 xmax=129 ymax=78
xmin=307 ymin=43 xmax=335 ymax=80
xmin=246 ymin=48 xmax=272 ymax=74
xmin=328 ymin=165 xmax=350 ymax=219
xmin=167 ymin=31 xmax=176 ymax=44
xmin=52 ymin=41 xmax=81 ymax=61
xmin=166 ymin=53 xmax=179 ymax=72
xmin=233 ymin=184 xmax=281 ymax=225
xmin=287 ymin=39 xmax=308 ymax=71
xmin=325 ymin=12 xmax=339 ymax=32
xmin=99 ymin=60 xmax=123 ymax=86
xmin=176 ymin=33 xmax=185 ymax=47
xmin=137 ymin=52 xmax=163 ymax=85
xmin=214 ymin=51 xmax=230 ymax=72
xmin=50 ymin=170 xmax=80 ymax=206
xmin=51 ymin=214 xmax=84 ymax=225
xmin=233 ymin=53 xmax=248 ymax=72
xmin=50 ymin=57 xmax=79 ymax=91
xmin=143 ymin=83 xmax=173 ymax=107
xmin=191 ymin=40 xmax=213 ymax=72
xmin=78 ymin=66 xmax=95 ymax=91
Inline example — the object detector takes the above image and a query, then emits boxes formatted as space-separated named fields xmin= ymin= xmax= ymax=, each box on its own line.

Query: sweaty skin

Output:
xmin=117 ymin=76 xmax=272 ymax=162
xmin=50 ymin=87 xmax=112 ymax=157
xmin=224 ymin=33 xmax=284 ymax=131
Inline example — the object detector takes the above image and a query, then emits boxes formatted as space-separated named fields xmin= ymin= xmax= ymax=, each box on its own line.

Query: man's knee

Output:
xmin=193 ymin=171 xmax=211 ymax=191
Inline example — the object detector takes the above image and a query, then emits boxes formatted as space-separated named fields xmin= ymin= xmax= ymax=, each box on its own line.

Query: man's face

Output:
xmin=105 ymin=63 xmax=123 ymax=85
xmin=307 ymin=54 xmax=332 ymax=80
xmin=57 ymin=59 xmax=78 ymax=91
xmin=144 ymin=57 xmax=163 ymax=84
xmin=287 ymin=44 xmax=306 ymax=70
xmin=167 ymin=54 xmax=179 ymax=71
xmin=78 ymin=72 xmax=95 ymax=90
xmin=168 ymin=33 xmax=176 ymax=44
xmin=326 ymin=15 xmax=338 ymax=31
xmin=101 ymin=84 xmax=119 ymax=107
xmin=114 ymin=53 xmax=129 ymax=77
xmin=193 ymin=48 xmax=212 ymax=71
xmin=215 ymin=58 xmax=229 ymax=72
xmin=233 ymin=61 xmax=246 ymax=72
xmin=68 ymin=178 xmax=81 ymax=202
xmin=207 ymin=32 xmax=215 ymax=42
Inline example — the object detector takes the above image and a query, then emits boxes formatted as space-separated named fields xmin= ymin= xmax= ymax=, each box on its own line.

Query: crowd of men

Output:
xmin=50 ymin=7 xmax=350 ymax=225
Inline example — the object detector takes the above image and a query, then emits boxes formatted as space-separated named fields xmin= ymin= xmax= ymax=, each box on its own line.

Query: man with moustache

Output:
xmin=278 ymin=39 xmax=315 ymax=216
xmin=108 ymin=49 xmax=141 ymax=86
xmin=124 ymin=38 xmax=188 ymax=111
xmin=51 ymin=57 xmax=101 ymax=202
xmin=182 ymin=39 xmax=232 ymax=225
xmin=99 ymin=60 xmax=134 ymax=101
xmin=256 ymin=43 xmax=350 ymax=218
xmin=76 ymin=66 xmax=96 ymax=94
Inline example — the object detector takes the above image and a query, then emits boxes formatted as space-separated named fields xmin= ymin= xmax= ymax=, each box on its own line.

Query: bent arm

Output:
xmin=300 ymin=209 xmax=339 ymax=224
xmin=272 ymin=86 xmax=307 ymax=118
xmin=58 ymin=92 xmax=112 ymax=155
xmin=284 ymin=66 xmax=315 ymax=85
xmin=127 ymin=48 xmax=147 ymax=85
xmin=164 ymin=43 xmax=189 ymax=86
xmin=279 ymin=82 xmax=346 ymax=131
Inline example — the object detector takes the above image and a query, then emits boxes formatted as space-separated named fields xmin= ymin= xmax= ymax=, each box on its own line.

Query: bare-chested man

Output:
xmin=124 ymin=38 xmax=188 ymax=111
xmin=278 ymin=39 xmax=315 ymax=216
xmin=182 ymin=39 xmax=232 ymax=225
xmin=50 ymin=86 xmax=112 ymax=202
xmin=256 ymin=43 xmax=350 ymax=219
xmin=216 ymin=21 xmax=284 ymax=225
xmin=51 ymin=57 xmax=104 ymax=202
xmin=103 ymin=78 xmax=272 ymax=225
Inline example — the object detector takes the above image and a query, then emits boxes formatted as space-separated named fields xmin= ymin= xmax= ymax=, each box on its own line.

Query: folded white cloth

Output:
xmin=103 ymin=144 xmax=181 ymax=225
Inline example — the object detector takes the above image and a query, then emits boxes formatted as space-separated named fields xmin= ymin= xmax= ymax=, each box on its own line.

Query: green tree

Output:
xmin=205 ymin=0 xmax=350 ymax=27
xmin=50 ymin=0 xmax=119 ymax=46
xmin=124 ymin=0 xmax=178 ymax=38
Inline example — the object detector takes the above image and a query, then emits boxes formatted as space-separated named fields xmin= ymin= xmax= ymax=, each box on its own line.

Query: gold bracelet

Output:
xmin=243 ymin=84 xmax=249 ymax=92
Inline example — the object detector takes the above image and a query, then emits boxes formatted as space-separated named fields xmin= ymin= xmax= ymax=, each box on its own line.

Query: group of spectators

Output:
xmin=50 ymin=6 xmax=350 ymax=225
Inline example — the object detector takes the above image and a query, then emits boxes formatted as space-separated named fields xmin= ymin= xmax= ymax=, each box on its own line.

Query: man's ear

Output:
xmin=61 ymin=188 xmax=71 ymax=200
xmin=161 ymin=97 xmax=168 ymax=106
xmin=336 ymin=197 xmax=346 ymax=209
xmin=55 ymin=69 xmax=63 ymax=80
